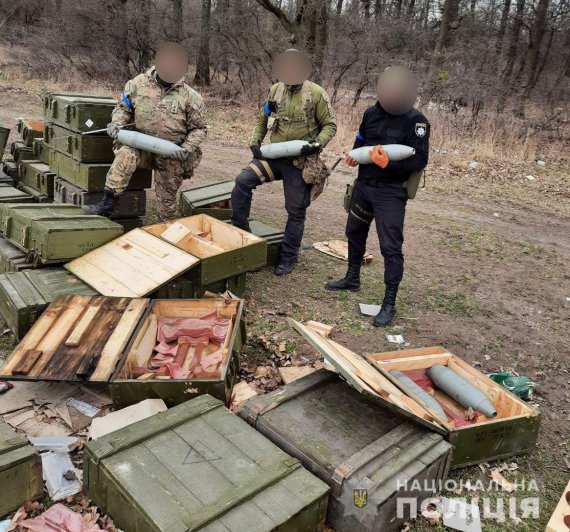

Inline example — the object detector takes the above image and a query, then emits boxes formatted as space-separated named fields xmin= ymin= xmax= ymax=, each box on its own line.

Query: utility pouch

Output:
xmin=403 ymin=169 xmax=425 ymax=200
xmin=294 ymin=153 xmax=330 ymax=201
xmin=344 ymin=181 xmax=355 ymax=212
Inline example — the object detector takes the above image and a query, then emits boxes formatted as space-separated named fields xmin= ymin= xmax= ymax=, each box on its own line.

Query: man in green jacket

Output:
xmin=231 ymin=49 xmax=337 ymax=275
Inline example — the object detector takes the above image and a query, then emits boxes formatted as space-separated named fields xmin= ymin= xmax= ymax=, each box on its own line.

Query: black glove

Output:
xmin=300 ymin=142 xmax=321 ymax=156
xmin=263 ymin=100 xmax=278 ymax=115
xmin=250 ymin=144 xmax=264 ymax=160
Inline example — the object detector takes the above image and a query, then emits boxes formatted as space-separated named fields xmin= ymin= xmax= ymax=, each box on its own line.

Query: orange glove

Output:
xmin=343 ymin=150 xmax=358 ymax=168
xmin=370 ymin=145 xmax=389 ymax=169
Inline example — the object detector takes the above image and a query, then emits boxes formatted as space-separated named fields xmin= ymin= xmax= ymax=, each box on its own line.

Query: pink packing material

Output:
xmin=154 ymin=342 xmax=179 ymax=355
xmin=149 ymin=352 xmax=175 ymax=368
xmin=166 ymin=363 xmax=190 ymax=379
xmin=18 ymin=503 xmax=101 ymax=532
xmin=200 ymin=348 xmax=223 ymax=370
xmin=157 ymin=321 xmax=213 ymax=343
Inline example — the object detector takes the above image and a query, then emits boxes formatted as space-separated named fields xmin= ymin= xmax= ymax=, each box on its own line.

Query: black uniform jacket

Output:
xmin=353 ymin=102 xmax=430 ymax=183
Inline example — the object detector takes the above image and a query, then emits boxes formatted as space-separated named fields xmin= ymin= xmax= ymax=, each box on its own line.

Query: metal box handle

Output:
xmin=64 ymin=105 xmax=71 ymax=122
xmin=2 ymin=216 xmax=11 ymax=234
xmin=67 ymin=136 xmax=73 ymax=154
xmin=20 ymin=226 xmax=30 ymax=248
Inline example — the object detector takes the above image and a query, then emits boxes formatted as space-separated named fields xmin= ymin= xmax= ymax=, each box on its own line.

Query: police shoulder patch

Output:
xmin=415 ymin=123 xmax=427 ymax=138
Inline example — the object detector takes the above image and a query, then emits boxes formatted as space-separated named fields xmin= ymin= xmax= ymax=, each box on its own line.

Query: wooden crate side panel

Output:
xmin=0 ymin=452 xmax=43 ymax=518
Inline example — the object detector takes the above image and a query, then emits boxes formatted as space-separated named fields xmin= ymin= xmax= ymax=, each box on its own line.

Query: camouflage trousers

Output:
xmin=106 ymin=144 xmax=202 ymax=221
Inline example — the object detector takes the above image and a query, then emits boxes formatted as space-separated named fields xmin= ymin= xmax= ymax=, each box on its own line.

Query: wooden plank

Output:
xmin=278 ymin=366 xmax=317 ymax=384
xmin=134 ymin=315 xmax=158 ymax=369
xmin=11 ymin=349 xmax=43 ymax=376
xmin=90 ymin=298 xmax=150 ymax=382
xmin=65 ymin=303 xmax=101 ymax=346
xmin=160 ymin=222 xmax=192 ymax=244
xmin=306 ymin=321 xmax=333 ymax=338
xmin=545 ymin=480 xmax=570 ymax=532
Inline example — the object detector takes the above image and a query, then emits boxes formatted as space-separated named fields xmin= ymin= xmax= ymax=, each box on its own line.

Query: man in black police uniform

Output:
xmin=325 ymin=66 xmax=430 ymax=327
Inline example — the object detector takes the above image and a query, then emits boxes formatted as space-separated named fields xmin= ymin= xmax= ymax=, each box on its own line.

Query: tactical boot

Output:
xmin=373 ymin=282 xmax=399 ymax=327
xmin=274 ymin=261 xmax=295 ymax=276
xmin=324 ymin=263 xmax=361 ymax=292
xmin=84 ymin=187 xmax=118 ymax=218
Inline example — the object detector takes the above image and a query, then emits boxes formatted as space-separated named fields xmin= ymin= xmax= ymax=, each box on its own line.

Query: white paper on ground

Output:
xmin=359 ymin=303 xmax=382 ymax=316
xmin=441 ymin=497 xmax=482 ymax=532
xmin=89 ymin=399 xmax=167 ymax=440
xmin=29 ymin=436 xmax=78 ymax=452
xmin=386 ymin=334 xmax=405 ymax=344
xmin=66 ymin=398 xmax=100 ymax=417
xmin=41 ymin=451 xmax=82 ymax=501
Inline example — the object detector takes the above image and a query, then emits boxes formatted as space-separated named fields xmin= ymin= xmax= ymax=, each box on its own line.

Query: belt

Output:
xmin=359 ymin=177 xmax=404 ymax=188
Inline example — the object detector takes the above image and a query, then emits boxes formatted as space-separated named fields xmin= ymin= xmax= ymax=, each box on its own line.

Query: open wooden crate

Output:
xmin=290 ymin=320 xmax=540 ymax=468
xmin=143 ymin=214 xmax=266 ymax=285
xmin=0 ymin=296 xmax=244 ymax=408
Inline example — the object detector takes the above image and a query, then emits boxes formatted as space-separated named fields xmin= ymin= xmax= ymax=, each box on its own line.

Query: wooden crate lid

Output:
xmin=65 ymin=228 xmax=200 ymax=297
xmin=0 ymin=419 xmax=30 ymax=456
xmin=181 ymin=180 xmax=235 ymax=207
xmin=0 ymin=295 xmax=150 ymax=383
xmin=85 ymin=395 xmax=329 ymax=531
xmin=288 ymin=318 xmax=446 ymax=435
xmin=0 ymin=421 xmax=37 ymax=474
xmin=24 ymin=268 xmax=98 ymax=301
xmin=249 ymin=220 xmax=284 ymax=242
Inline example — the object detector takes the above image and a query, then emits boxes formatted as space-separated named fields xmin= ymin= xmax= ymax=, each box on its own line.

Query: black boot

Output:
xmin=84 ymin=187 xmax=118 ymax=218
xmin=373 ymin=283 xmax=399 ymax=327
xmin=274 ymin=261 xmax=295 ymax=276
xmin=325 ymin=263 xmax=361 ymax=292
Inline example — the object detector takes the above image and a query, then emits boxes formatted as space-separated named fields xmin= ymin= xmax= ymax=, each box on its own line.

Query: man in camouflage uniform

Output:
xmin=87 ymin=42 xmax=207 ymax=221
xmin=231 ymin=49 xmax=337 ymax=276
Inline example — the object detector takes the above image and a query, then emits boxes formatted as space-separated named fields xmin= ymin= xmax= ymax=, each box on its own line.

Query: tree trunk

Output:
xmin=361 ymin=0 xmax=371 ymax=18
xmin=194 ymin=0 xmax=212 ymax=86
xmin=313 ymin=0 xmax=329 ymax=82
xmin=171 ymin=0 xmax=183 ymax=42
xmin=435 ymin=0 xmax=459 ymax=52
xmin=495 ymin=0 xmax=511 ymax=55
xmin=336 ymin=0 xmax=343 ymax=14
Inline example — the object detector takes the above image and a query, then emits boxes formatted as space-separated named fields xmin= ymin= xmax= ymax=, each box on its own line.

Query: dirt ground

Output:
xmin=0 ymin=85 xmax=568 ymax=531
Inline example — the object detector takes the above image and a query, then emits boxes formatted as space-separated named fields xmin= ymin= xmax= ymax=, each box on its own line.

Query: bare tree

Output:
xmin=435 ymin=0 xmax=460 ymax=52
xmin=194 ymin=0 xmax=212 ymax=85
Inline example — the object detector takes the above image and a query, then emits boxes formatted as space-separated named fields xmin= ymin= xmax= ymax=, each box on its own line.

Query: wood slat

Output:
xmin=11 ymin=349 xmax=43 ymax=376
xmin=65 ymin=304 xmax=101 ymax=346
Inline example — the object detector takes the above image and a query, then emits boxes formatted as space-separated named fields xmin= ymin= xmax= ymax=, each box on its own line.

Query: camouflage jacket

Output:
xmin=250 ymin=81 xmax=337 ymax=147
xmin=113 ymin=66 xmax=208 ymax=154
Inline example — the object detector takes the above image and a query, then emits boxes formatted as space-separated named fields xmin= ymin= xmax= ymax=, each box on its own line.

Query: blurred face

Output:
xmin=155 ymin=42 xmax=189 ymax=84
xmin=272 ymin=50 xmax=312 ymax=85
xmin=377 ymin=66 xmax=418 ymax=115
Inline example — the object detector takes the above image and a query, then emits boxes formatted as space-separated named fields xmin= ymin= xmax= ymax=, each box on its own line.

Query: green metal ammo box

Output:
xmin=83 ymin=395 xmax=329 ymax=532
xmin=54 ymin=177 xmax=146 ymax=218
xmin=44 ymin=123 xmax=113 ymax=163
xmin=16 ymin=184 xmax=51 ymax=203
xmin=2 ymin=159 xmax=19 ymax=181
xmin=0 ymin=171 xmax=14 ymax=185
xmin=179 ymin=180 xmax=234 ymax=219
xmin=249 ymin=220 xmax=284 ymax=267
xmin=44 ymin=93 xmax=116 ymax=133
xmin=153 ymin=272 xmax=247 ymax=299
xmin=49 ymin=149 xmax=152 ymax=192
xmin=0 ymin=184 xmax=34 ymax=203
xmin=17 ymin=118 xmax=44 ymax=147
xmin=0 ymin=268 xmax=97 ymax=339
xmin=0 ymin=124 xmax=10 ymax=162
xmin=19 ymin=160 xmax=56 ymax=197
xmin=32 ymin=138 xmax=51 ymax=165
xmin=1 ymin=296 xmax=245 ymax=409
xmin=10 ymin=142 xmax=34 ymax=164
xmin=241 ymin=369 xmax=452 ymax=532
xmin=0 ymin=237 xmax=34 ymax=273
xmin=0 ymin=420 xmax=43 ymax=518
xmin=0 ymin=204 xmax=124 ymax=264
xmin=290 ymin=320 xmax=541 ymax=469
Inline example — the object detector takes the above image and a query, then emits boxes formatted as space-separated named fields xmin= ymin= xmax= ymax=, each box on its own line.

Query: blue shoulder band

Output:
xmin=263 ymin=102 xmax=271 ymax=116
xmin=121 ymin=93 xmax=134 ymax=111
xmin=357 ymin=133 xmax=366 ymax=142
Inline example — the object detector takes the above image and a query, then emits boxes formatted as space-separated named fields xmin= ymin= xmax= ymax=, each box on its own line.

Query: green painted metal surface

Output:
xmin=84 ymin=395 xmax=329 ymax=532
xmin=249 ymin=220 xmax=284 ymax=267
xmin=179 ymin=181 xmax=235 ymax=219
xmin=0 ymin=125 xmax=10 ymax=163
xmin=0 ymin=204 xmax=124 ymax=263
xmin=241 ymin=370 xmax=452 ymax=532
xmin=0 ymin=420 xmax=43 ymax=518
xmin=10 ymin=143 xmax=35 ymax=164
xmin=154 ymin=273 xmax=247 ymax=300
xmin=17 ymin=119 xmax=44 ymax=147
xmin=44 ymin=123 xmax=114 ymax=163
xmin=54 ymin=177 xmax=146 ymax=218
xmin=49 ymin=149 xmax=152 ymax=192
xmin=2 ymin=160 xmax=19 ymax=180
xmin=44 ymin=93 xmax=115 ymax=133
xmin=0 ymin=184 xmax=34 ymax=204
xmin=32 ymin=139 xmax=52 ymax=165
xmin=0 ymin=237 xmax=34 ymax=273
xmin=0 ymin=268 xmax=97 ymax=339
xmin=19 ymin=160 xmax=56 ymax=197
xmin=16 ymin=184 xmax=52 ymax=204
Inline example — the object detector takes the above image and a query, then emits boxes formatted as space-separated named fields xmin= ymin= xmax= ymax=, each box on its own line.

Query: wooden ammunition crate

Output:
xmin=19 ymin=160 xmax=56 ymax=197
xmin=0 ymin=236 xmax=34 ymax=273
xmin=0 ymin=204 xmax=123 ymax=264
xmin=241 ymin=369 xmax=452 ymax=531
xmin=0 ymin=184 xmax=34 ymax=203
xmin=44 ymin=93 xmax=115 ymax=133
xmin=49 ymin=150 xmax=152 ymax=192
xmin=249 ymin=219 xmax=284 ymax=267
xmin=66 ymin=215 xmax=266 ymax=296
xmin=0 ymin=268 xmax=97 ymax=340
xmin=54 ymin=177 xmax=146 ymax=218
xmin=0 ymin=296 xmax=245 ymax=409
xmin=16 ymin=184 xmax=51 ymax=204
xmin=0 ymin=420 xmax=43 ymax=518
xmin=290 ymin=320 xmax=541 ymax=469
xmin=116 ymin=217 xmax=144 ymax=232
xmin=32 ymin=138 xmax=51 ymax=165
xmin=84 ymin=395 xmax=329 ymax=532
xmin=17 ymin=118 xmax=44 ymax=147
xmin=0 ymin=171 xmax=14 ymax=185
xmin=0 ymin=124 xmax=10 ymax=162
xmin=44 ymin=123 xmax=113 ymax=163
xmin=10 ymin=142 xmax=34 ymax=164
xmin=153 ymin=272 xmax=247 ymax=299
xmin=179 ymin=180 xmax=234 ymax=219
xmin=2 ymin=159 xmax=19 ymax=181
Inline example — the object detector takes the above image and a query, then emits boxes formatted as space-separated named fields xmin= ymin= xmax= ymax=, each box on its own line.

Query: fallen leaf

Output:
xmin=491 ymin=469 xmax=515 ymax=492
